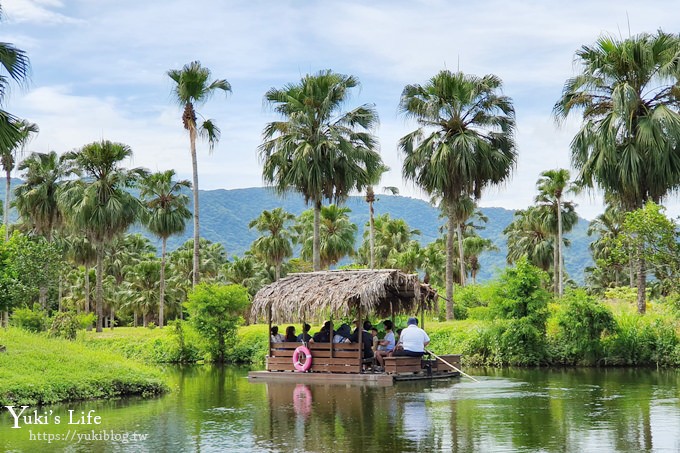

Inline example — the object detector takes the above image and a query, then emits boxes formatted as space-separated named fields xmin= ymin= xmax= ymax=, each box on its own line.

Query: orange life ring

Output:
xmin=293 ymin=345 xmax=312 ymax=372
xmin=293 ymin=384 xmax=312 ymax=416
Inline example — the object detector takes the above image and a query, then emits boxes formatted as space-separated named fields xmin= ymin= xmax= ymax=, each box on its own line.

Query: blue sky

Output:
xmin=3 ymin=0 xmax=680 ymax=219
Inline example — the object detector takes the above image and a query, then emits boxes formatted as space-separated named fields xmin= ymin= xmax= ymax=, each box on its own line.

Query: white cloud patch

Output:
xmin=3 ymin=0 xmax=79 ymax=25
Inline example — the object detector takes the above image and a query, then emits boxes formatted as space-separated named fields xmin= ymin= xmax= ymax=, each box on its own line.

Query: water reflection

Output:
xmin=1 ymin=367 xmax=679 ymax=452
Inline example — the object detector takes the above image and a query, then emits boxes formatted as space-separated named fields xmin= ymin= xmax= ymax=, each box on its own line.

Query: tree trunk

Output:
xmin=557 ymin=196 xmax=564 ymax=296
xmin=275 ymin=261 xmax=280 ymax=281
xmin=637 ymin=245 xmax=646 ymax=314
xmin=313 ymin=199 xmax=321 ymax=271
xmin=95 ymin=245 xmax=104 ymax=332
xmin=2 ymin=311 xmax=7 ymax=328
xmin=4 ymin=168 xmax=10 ymax=240
xmin=85 ymin=264 xmax=92 ymax=331
xmin=629 ymin=251 xmax=635 ymax=288
xmin=553 ymin=240 xmax=559 ymax=295
xmin=369 ymin=196 xmax=375 ymax=269
xmin=133 ymin=311 xmax=138 ymax=327
xmin=456 ymin=222 xmax=466 ymax=287
xmin=159 ymin=236 xmax=167 ymax=328
xmin=190 ymin=126 xmax=200 ymax=288
xmin=143 ymin=312 xmax=148 ymax=328
xmin=110 ymin=306 xmax=114 ymax=330
xmin=446 ymin=204 xmax=455 ymax=320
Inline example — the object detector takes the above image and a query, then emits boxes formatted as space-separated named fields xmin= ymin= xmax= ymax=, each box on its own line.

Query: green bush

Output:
xmin=488 ymin=258 xmax=550 ymax=326
xmin=185 ymin=283 xmax=250 ymax=363
xmin=550 ymin=289 xmax=616 ymax=365
xmin=48 ymin=311 xmax=81 ymax=340
xmin=228 ymin=325 xmax=269 ymax=364
xmin=11 ymin=306 xmax=49 ymax=333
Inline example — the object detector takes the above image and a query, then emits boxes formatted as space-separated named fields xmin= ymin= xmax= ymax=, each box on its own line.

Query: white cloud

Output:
xmin=5 ymin=0 xmax=680 ymax=222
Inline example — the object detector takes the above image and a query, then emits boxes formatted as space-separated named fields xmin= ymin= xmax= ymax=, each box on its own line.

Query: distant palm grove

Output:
xmin=2 ymin=15 xmax=680 ymax=333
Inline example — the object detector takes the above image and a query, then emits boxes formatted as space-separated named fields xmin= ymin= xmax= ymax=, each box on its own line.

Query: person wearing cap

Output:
xmin=393 ymin=317 xmax=430 ymax=357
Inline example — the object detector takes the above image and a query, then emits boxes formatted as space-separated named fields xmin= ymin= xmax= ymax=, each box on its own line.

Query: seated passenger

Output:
xmin=350 ymin=319 xmax=374 ymax=359
xmin=270 ymin=326 xmax=284 ymax=343
xmin=313 ymin=321 xmax=332 ymax=343
xmin=370 ymin=327 xmax=379 ymax=353
xmin=284 ymin=325 xmax=297 ymax=342
xmin=375 ymin=320 xmax=396 ymax=369
xmin=333 ymin=323 xmax=351 ymax=343
xmin=393 ymin=317 xmax=429 ymax=357
xmin=297 ymin=323 xmax=313 ymax=342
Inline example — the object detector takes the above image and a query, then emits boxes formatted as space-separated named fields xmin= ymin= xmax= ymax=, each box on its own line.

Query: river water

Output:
xmin=1 ymin=366 xmax=679 ymax=452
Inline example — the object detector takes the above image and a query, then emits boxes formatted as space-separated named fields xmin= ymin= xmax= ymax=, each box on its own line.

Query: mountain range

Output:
xmin=3 ymin=181 xmax=594 ymax=284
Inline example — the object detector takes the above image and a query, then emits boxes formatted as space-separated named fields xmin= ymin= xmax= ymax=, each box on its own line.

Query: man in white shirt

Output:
xmin=394 ymin=317 xmax=430 ymax=357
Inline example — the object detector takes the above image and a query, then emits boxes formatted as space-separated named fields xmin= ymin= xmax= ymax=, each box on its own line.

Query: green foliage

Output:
xmin=185 ymin=283 xmax=250 ymax=362
xmin=147 ymin=322 xmax=157 ymax=330
xmin=550 ymin=289 xmax=616 ymax=365
xmin=168 ymin=320 xmax=201 ymax=363
xmin=10 ymin=306 xmax=49 ymax=332
xmin=227 ymin=324 xmax=269 ymax=364
xmin=0 ymin=328 xmax=167 ymax=406
xmin=489 ymin=258 xmax=550 ymax=324
xmin=48 ymin=311 xmax=82 ymax=340
xmin=602 ymin=313 xmax=680 ymax=366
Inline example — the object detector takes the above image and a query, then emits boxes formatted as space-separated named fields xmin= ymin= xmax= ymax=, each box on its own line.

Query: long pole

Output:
xmin=425 ymin=349 xmax=478 ymax=382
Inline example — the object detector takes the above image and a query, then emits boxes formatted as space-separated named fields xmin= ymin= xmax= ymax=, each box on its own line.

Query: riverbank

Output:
xmin=0 ymin=328 xmax=168 ymax=406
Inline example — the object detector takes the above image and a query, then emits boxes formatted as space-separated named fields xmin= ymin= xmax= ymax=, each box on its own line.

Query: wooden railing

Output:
xmin=266 ymin=342 xmax=364 ymax=373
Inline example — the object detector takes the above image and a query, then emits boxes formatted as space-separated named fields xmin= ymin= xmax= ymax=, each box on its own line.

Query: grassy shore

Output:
xmin=0 ymin=328 xmax=168 ymax=406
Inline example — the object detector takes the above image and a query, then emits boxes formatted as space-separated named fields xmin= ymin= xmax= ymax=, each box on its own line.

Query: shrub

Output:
xmin=603 ymin=313 xmax=680 ymax=366
xmin=488 ymin=258 xmax=550 ymax=326
xmin=11 ymin=306 xmax=49 ymax=333
xmin=147 ymin=322 xmax=157 ymax=330
xmin=550 ymin=289 xmax=616 ymax=365
xmin=48 ymin=311 xmax=81 ymax=340
xmin=185 ymin=283 xmax=250 ymax=363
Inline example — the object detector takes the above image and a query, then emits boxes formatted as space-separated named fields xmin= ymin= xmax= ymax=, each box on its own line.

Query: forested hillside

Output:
xmin=2 ymin=181 xmax=593 ymax=283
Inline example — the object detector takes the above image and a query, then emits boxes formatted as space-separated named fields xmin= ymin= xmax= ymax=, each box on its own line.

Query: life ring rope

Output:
xmin=293 ymin=345 xmax=313 ymax=372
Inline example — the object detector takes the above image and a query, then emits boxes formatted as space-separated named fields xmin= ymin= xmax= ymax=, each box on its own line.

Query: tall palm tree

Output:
xmin=168 ymin=61 xmax=231 ymax=288
xmin=259 ymin=69 xmax=383 ymax=271
xmin=248 ymin=207 xmax=295 ymax=281
xmin=14 ymin=150 xmax=69 ymax=308
xmin=400 ymin=70 xmax=516 ymax=319
xmin=554 ymin=30 xmax=680 ymax=313
xmin=364 ymin=164 xmax=393 ymax=268
xmin=59 ymin=140 xmax=146 ymax=332
xmin=1 ymin=120 xmax=38 ymax=239
xmin=139 ymin=170 xmax=191 ymax=328
xmin=535 ymin=169 xmax=576 ymax=296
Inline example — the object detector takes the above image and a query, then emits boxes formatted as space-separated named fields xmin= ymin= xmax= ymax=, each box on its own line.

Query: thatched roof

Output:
xmin=251 ymin=269 xmax=437 ymax=323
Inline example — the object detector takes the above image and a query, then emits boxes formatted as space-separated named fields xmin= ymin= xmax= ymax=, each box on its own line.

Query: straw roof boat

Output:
xmin=251 ymin=269 xmax=437 ymax=323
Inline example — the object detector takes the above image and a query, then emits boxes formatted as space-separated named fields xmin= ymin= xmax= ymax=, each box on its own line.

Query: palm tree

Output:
xmin=295 ymin=204 xmax=358 ymax=269
xmin=1 ymin=120 xmax=38 ymax=239
xmin=357 ymin=213 xmax=420 ymax=268
xmin=105 ymin=234 xmax=155 ymax=328
xmin=14 ymin=150 xmax=69 ymax=308
xmin=0 ymin=8 xmax=30 ymax=209
xmin=364 ymin=164 xmax=393 ymax=268
xmin=554 ymin=30 xmax=680 ymax=313
xmin=14 ymin=151 xmax=69 ymax=241
xmin=505 ymin=208 xmax=555 ymax=273
xmin=168 ymin=61 xmax=231 ymax=288
xmin=259 ymin=69 xmax=383 ymax=271
xmin=400 ymin=70 xmax=516 ymax=319
xmin=535 ymin=169 xmax=577 ymax=296
xmin=463 ymin=236 xmax=498 ymax=285
xmin=59 ymin=140 xmax=146 ymax=332
xmin=588 ymin=202 xmax=629 ymax=288
xmin=139 ymin=170 xmax=191 ymax=328
xmin=248 ymin=207 xmax=295 ymax=281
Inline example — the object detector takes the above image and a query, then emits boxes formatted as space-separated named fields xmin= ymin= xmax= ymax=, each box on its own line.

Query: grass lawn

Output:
xmin=0 ymin=328 xmax=168 ymax=406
